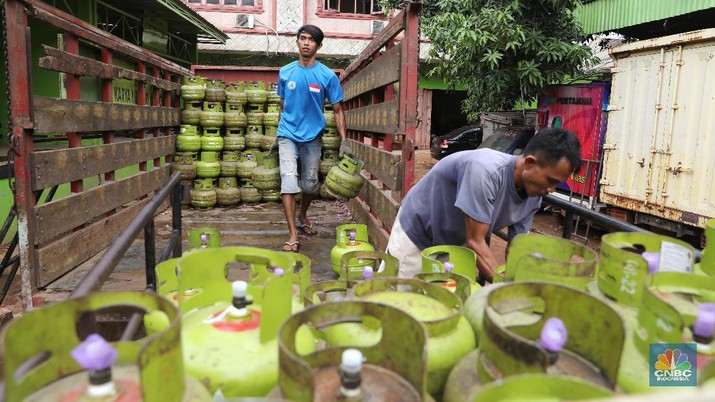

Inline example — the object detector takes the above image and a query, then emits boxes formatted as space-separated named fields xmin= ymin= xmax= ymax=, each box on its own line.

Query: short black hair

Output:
xmin=297 ymin=25 xmax=324 ymax=46
xmin=524 ymin=127 xmax=582 ymax=173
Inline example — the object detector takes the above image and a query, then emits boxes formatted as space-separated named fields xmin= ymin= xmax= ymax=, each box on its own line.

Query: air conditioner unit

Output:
xmin=371 ymin=20 xmax=387 ymax=35
xmin=235 ymin=14 xmax=255 ymax=29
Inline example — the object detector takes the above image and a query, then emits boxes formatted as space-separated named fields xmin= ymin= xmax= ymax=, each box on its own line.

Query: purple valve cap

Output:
xmin=693 ymin=303 xmax=715 ymax=338
xmin=274 ymin=268 xmax=285 ymax=277
xmin=532 ymin=252 xmax=543 ymax=258
xmin=540 ymin=317 xmax=568 ymax=353
xmin=349 ymin=231 xmax=356 ymax=242
xmin=71 ymin=334 xmax=119 ymax=371
xmin=363 ymin=266 xmax=374 ymax=280
xmin=642 ymin=251 xmax=660 ymax=274
xmin=200 ymin=233 xmax=208 ymax=243
xmin=444 ymin=262 xmax=454 ymax=273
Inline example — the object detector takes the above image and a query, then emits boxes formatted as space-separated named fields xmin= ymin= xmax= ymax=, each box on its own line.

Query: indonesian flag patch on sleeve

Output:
xmin=309 ymin=84 xmax=321 ymax=93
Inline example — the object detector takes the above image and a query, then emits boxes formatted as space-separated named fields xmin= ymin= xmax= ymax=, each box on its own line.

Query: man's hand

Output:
xmin=339 ymin=141 xmax=353 ymax=158
xmin=266 ymin=138 xmax=279 ymax=158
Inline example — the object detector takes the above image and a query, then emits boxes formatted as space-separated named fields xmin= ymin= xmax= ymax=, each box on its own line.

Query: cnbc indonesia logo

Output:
xmin=650 ymin=345 xmax=696 ymax=386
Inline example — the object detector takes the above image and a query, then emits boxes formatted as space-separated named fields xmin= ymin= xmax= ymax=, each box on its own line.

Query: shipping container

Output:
xmin=600 ymin=29 xmax=715 ymax=235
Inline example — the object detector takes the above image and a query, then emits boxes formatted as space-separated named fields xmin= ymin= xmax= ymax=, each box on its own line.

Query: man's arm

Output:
xmin=332 ymin=102 xmax=347 ymax=141
xmin=464 ymin=215 xmax=498 ymax=283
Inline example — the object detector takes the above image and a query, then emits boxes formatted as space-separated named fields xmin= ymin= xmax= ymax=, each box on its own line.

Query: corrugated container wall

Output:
xmin=600 ymin=29 xmax=715 ymax=229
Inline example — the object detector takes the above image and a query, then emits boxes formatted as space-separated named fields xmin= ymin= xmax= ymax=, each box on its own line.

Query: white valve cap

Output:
xmin=232 ymin=281 xmax=248 ymax=298
xmin=341 ymin=348 xmax=363 ymax=374
xmin=443 ymin=262 xmax=454 ymax=273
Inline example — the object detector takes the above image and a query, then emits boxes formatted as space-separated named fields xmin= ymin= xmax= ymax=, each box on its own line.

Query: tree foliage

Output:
xmin=381 ymin=0 xmax=597 ymax=118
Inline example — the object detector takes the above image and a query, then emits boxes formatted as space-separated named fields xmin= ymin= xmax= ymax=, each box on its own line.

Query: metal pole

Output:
xmin=144 ymin=219 xmax=156 ymax=291
xmin=71 ymin=172 xmax=182 ymax=298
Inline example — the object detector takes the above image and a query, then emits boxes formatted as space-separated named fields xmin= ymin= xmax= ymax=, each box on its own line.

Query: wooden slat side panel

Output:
xmin=33 ymin=166 xmax=170 ymax=245
xmin=357 ymin=178 xmax=399 ymax=231
xmin=33 ymin=97 xmax=180 ymax=134
xmin=344 ymin=100 xmax=400 ymax=135
xmin=39 ymin=46 xmax=181 ymax=91
xmin=347 ymin=197 xmax=389 ymax=254
xmin=35 ymin=197 xmax=150 ymax=287
xmin=31 ymin=136 xmax=175 ymax=190
xmin=343 ymin=44 xmax=401 ymax=100
xmin=344 ymin=139 xmax=402 ymax=190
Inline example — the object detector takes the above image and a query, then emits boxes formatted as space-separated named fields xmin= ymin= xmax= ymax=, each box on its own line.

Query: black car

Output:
xmin=430 ymin=125 xmax=484 ymax=160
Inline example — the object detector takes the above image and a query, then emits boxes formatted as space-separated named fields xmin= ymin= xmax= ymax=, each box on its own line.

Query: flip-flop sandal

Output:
xmin=282 ymin=241 xmax=300 ymax=252
xmin=297 ymin=222 xmax=318 ymax=236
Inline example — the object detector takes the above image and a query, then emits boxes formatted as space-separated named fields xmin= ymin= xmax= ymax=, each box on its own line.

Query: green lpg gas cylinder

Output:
xmin=470 ymin=374 xmax=612 ymax=402
xmin=224 ymin=129 xmax=246 ymax=151
xmin=237 ymin=150 xmax=258 ymax=179
xmin=196 ymin=151 xmax=221 ymax=178
xmin=245 ymin=81 xmax=267 ymax=104
xmin=498 ymin=233 xmax=598 ymax=289
xmin=698 ymin=219 xmax=715 ymax=276
xmin=321 ymin=134 xmax=341 ymax=151
xmin=339 ymin=250 xmax=398 ymax=281
xmin=245 ymin=125 xmax=264 ymax=149
xmin=216 ymin=177 xmax=241 ymax=206
xmin=443 ymin=282 xmax=623 ymax=402
xmin=593 ymin=232 xmax=697 ymax=309
xmin=246 ymin=104 xmax=264 ymax=125
xmin=178 ymin=249 xmax=315 ymax=397
xmin=421 ymin=245 xmax=482 ymax=293
xmin=1 ymin=292 xmax=211 ymax=402
xmin=220 ymin=151 xmax=240 ymax=177
xmin=190 ymin=178 xmax=216 ymax=209
xmin=188 ymin=227 xmax=221 ymax=249
xmin=303 ymin=279 xmax=359 ymax=306
xmin=240 ymin=180 xmax=262 ymax=203
xmin=319 ymin=183 xmax=336 ymax=200
xmin=201 ymin=128 xmax=224 ymax=151
xmin=176 ymin=125 xmax=201 ymax=152
xmin=252 ymin=151 xmax=280 ymax=191
xmin=266 ymin=82 xmax=280 ymax=105
xmin=259 ymin=189 xmax=281 ymax=202
xmin=172 ymin=152 xmax=197 ymax=181
xmin=319 ymin=151 xmax=339 ymax=176
xmin=224 ymin=103 xmax=248 ymax=128
xmin=464 ymin=233 xmax=601 ymax=343
xmin=268 ymin=301 xmax=434 ymax=402
xmin=325 ymin=155 xmax=366 ymax=201
xmin=181 ymin=101 xmax=202 ymax=125
xmin=199 ymin=101 xmax=224 ymax=128
xmin=616 ymin=272 xmax=715 ymax=393
xmin=204 ymin=79 xmax=226 ymax=102
xmin=323 ymin=278 xmax=476 ymax=400
xmin=181 ymin=76 xmax=205 ymax=101
xmin=324 ymin=109 xmax=336 ymax=128
xmin=330 ymin=224 xmax=375 ymax=275
xmin=225 ymin=81 xmax=247 ymax=105
xmin=261 ymin=133 xmax=277 ymax=151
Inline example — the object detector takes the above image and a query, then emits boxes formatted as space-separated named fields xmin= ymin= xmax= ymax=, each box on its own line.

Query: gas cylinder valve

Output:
xmin=692 ymin=303 xmax=715 ymax=345
xmin=339 ymin=348 xmax=363 ymax=398
xmin=540 ymin=317 xmax=568 ymax=365
xmin=229 ymin=281 xmax=253 ymax=317
xmin=444 ymin=262 xmax=454 ymax=273
xmin=71 ymin=333 xmax=119 ymax=398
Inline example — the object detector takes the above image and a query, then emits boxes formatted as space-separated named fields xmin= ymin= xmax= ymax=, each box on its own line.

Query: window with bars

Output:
xmin=324 ymin=0 xmax=381 ymax=15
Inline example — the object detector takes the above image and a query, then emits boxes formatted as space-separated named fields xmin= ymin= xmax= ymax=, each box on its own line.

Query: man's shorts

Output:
xmin=278 ymin=137 xmax=321 ymax=195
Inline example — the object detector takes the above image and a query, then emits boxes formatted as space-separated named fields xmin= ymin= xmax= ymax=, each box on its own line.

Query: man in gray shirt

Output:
xmin=387 ymin=127 xmax=582 ymax=282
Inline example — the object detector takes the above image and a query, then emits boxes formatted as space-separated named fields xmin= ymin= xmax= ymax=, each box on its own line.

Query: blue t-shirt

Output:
xmin=277 ymin=61 xmax=344 ymax=143
xmin=399 ymin=149 xmax=541 ymax=249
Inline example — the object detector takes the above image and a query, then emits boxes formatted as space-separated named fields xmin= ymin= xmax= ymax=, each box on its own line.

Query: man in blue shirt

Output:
xmin=277 ymin=25 xmax=347 ymax=252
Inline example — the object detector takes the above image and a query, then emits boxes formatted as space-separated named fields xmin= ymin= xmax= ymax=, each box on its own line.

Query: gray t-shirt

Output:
xmin=399 ymin=148 xmax=541 ymax=249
